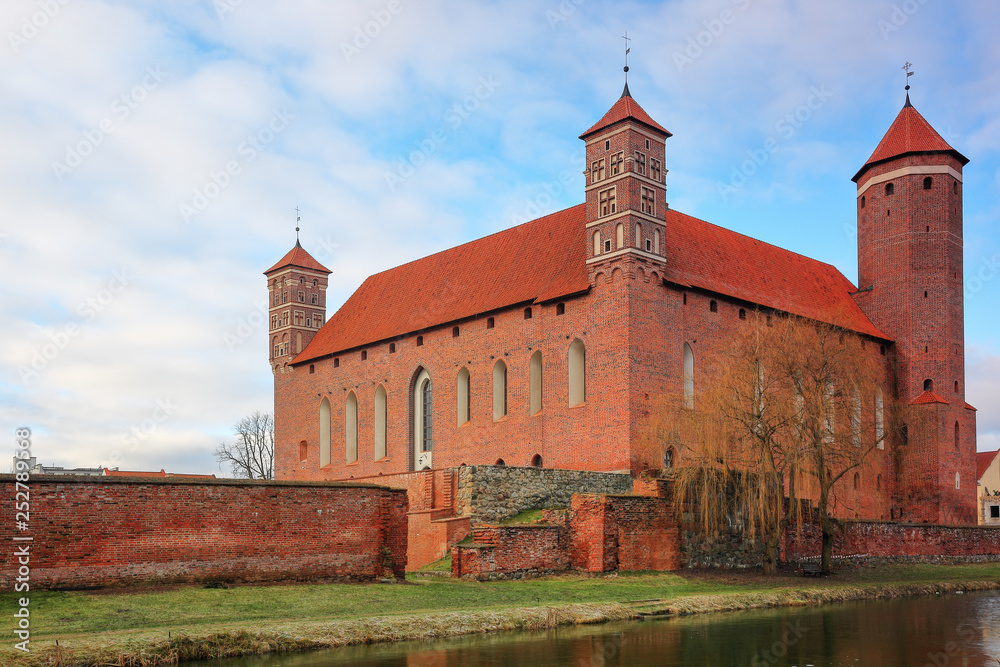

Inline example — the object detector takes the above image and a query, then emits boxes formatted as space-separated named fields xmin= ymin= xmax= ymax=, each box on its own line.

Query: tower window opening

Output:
xmin=556 ymin=303 xmax=565 ymax=315
xmin=416 ymin=336 xmax=423 ymax=347
xmin=389 ymin=343 xmax=396 ymax=353
xmin=954 ymin=380 xmax=959 ymax=393
xmin=604 ymin=140 xmax=610 ymax=151
xmin=923 ymin=176 xmax=932 ymax=190
xmin=645 ymin=138 xmax=650 ymax=150
xmin=309 ymin=364 xmax=315 ymax=374
xmin=452 ymin=326 xmax=460 ymax=337
xmin=604 ymin=240 xmax=612 ymax=253
xmin=739 ymin=308 xmax=746 ymax=320
xmin=880 ymin=345 xmax=886 ymax=356
xmin=615 ymin=223 xmax=624 ymax=249
xmin=924 ymin=291 xmax=928 ymax=298
xmin=645 ymin=239 xmax=652 ymax=251
xmin=487 ymin=317 xmax=495 ymax=329
xmin=524 ymin=307 xmax=532 ymax=320
xmin=926 ymin=226 xmax=930 ymax=232
xmin=299 ymin=277 xmax=304 ymax=285
xmin=709 ymin=300 xmax=718 ymax=313
xmin=923 ymin=378 xmax=933 ymax=392
xmin=886 ymin=209 xmax=890 ymax=216
xmin=334 ymin=358 xmax=340 ymax=368
xmin=953 ymin=182 xmax=958 ymax=194
xmin=861 ymin=195 xmax=866 ymax=209
xmin=683 ymin=293 xmax=687 ymax=305
xmin=313 ymin=279 xmax=318 ymax=287
xmin=298 ymin=291 xmax=305 ymax=302
xmin=954 ymin=421 xmax=960 ymax=450
xmin=885 ymin=182 xmax=894 ymax=196
xmin=361 ymin=350 xmax=368 ymax=361
xmin=593 ymin=230 xmax=601 ymax=255
xmin=599 ymin=187 xmax=617 ymax=216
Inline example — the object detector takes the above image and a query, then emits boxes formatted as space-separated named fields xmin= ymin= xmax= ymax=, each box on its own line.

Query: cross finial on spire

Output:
xmin=902 ymin=61 xmax=914 ymax=106
xmin=294 ymin=206 xmax=301 ymax=247
xmin=621 ymin=31 xmax=632 ymax=97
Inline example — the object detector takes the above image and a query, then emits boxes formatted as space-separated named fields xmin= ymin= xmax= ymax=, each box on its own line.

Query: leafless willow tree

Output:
xmin=656 ymin=313 xmax=890 ymax=575
xmin=214 ymin=410 xmax=274 ymax=480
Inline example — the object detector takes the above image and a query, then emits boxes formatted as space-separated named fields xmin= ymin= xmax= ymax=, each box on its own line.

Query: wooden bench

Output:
xmin=800 ymin=562 xmax=827 ymax=577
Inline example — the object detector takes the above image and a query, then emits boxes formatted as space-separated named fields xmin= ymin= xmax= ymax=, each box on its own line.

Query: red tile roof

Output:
xmin=294 ymin=202 xmax=887 ymax=364
xmin=909 ymin=390 xmax=950 ymax=406
xmin=965 ymin=402 xmax=978 ymax=411
xmin=294 ymin=205 xmax=591 ymax=363
xmin=659 ymin=209 xmax=887 ymax=339
xmin=853 ymin=100 xmax=968 ymax=182
xmin=977 ymin=450 xmax=999 ymax=481
xmin=580 ymin=84 xmax=672 ymax=140
xmin=265 ymin=242 xmax=331 ymax=275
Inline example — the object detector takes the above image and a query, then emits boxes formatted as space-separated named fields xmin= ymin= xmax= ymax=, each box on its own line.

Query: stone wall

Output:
xmin=455 ymin=465 xmax=632 ymax=523
xmin=0 ymin=475 xmax=408 ymax=590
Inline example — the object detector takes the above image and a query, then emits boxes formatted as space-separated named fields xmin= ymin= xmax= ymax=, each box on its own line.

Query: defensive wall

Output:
xmin=0 ymin=475 xmax=407 ymax=589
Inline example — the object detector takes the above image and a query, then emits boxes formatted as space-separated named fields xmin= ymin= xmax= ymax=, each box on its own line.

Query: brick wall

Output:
xmin=0 ymin=475 xmax=408 ymax=590
xmin=784 ymin=520 xmax=1000 ymax=562
xmin=451 ymin=525 xmax=570 ymax=579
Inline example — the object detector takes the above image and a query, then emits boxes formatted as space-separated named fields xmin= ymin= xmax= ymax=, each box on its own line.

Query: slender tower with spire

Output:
xmin=852 ymin=66 xmax=976 ymax=524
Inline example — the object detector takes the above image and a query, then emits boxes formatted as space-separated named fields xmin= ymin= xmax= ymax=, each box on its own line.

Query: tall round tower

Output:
xmin=852 ymin=91 xmax=976 ymax=524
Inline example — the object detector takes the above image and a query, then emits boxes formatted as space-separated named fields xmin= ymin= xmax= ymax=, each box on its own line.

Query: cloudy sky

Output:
xmin=2 ymin=0 xmax=998 ymax=474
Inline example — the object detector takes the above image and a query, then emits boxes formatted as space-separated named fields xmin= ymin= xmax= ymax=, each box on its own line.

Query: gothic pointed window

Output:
xmin=616 ymin=223 xmax=624 ymax=249
xmin=346 ymin=392 xmax=358 ymax=463
xmin=493 ymin=360 xmax=508 ymax=421
xmin=593 ymin=231 xmax=601 ymax=256
xmin=319 ymin=397 xmax=331 ymax=467
xmin=412 ymin=369 xmax=433 ymax=466
xmin=374 ymin=385 xmax=387 ymax=460
xmin=530 ymin=351 xmax=543 ymax=415
xmin=683 ymin=343 xmax=694 ymax=409
xmin=457 ymin=367 xmax=471 ymax=426
xmin=569 ymin=339 xmax=586 ymax=407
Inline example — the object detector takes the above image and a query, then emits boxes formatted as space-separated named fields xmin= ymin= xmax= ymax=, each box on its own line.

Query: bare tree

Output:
xmin=658 ymin=313 xmax=888 ymax=575
xmin=214 ymin=410 xmax=274 ymax=480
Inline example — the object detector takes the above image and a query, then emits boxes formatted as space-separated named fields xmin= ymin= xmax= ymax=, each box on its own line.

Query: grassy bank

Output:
xmin=2 ymin=563 xmax=999 ymax=666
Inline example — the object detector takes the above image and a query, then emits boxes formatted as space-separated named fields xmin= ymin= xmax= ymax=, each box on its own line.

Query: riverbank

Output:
xmin=3 ymin=563 xmax=1000 ymax=666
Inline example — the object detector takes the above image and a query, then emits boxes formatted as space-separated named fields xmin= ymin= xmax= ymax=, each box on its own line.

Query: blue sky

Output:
xmin=1 ymin=0 xmax=998 ymax=474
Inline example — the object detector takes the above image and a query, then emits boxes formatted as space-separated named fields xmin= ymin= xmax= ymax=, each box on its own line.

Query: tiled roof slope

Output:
xmin=853 ymin=100 xmax=969 ymax=182
xmin=659 ymin=209 xmax=888 ymax=339
xmin=977 ymin=450 xmax=999 ymax=481
xmin=580 ymin=84 xmax=672 ymax=139
xmin=294 ymin=205 xmax=590 ymax=363
xmin=910 ymin=390 xmax=950 ymax=406
xmin=265 ymin=242 xmax=331 ymax=275
xmin=294 ymin=203 xmax=887 ymax=363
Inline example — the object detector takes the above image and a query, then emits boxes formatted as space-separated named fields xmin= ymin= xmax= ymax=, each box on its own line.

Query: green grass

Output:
xmin=500 ymin=509 xmax=549 ymax=524
xmin=418 ymin=554 xmax=452 ymax=571
xmin=3 ymin=562 xmax=998 ymax=639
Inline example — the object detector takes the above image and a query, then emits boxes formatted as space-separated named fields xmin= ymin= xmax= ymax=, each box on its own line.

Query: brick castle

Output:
xmin=268 ymin=82 xmax=978 ymax=533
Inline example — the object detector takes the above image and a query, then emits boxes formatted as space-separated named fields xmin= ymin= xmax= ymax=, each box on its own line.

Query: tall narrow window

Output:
xmin=875 ymin=387 xmax=885 ymax=449
xmin=374 ymin=385 xmax=387 ymax=459
xmin=635 ymin=151 xmax=646 ymax=175
xmin=654 ymin=229 xmax=660 ymax=255
xmin=493 ymin=360 xmax=507 ymax=421
xmin=346 ymin=392 xmax=358 ymax=463
xmin=296 ymin=332 xmax=302 ymax=353
xmin=319 ymin=397 xmax=331 ymax=467
xmin=823 ymin=380 xmax=835 ymax=444
xmin=593 ymin=231 xmax=601 ymax=256
xmin=683 ymin=343 xmax=694 ymax=409
xmin=616 ymin=223 xmax=624 ymax=249
xmin=640 ymin=186 xmax=655 ymax=215
xmin=955 ymin=472 xmax=961 ymax=490
xmin=457 ymin=367 xmax=471 ymax=426
xmin=851 ymin=385 xmax=862 ymax=447
xmin=530 ymin=351 xmax=543 ymax=415
xmin=923 ymin=176 xmax=933 ymax=190
xmin=885 ymin=182 xmax=894 ymax=196
xmin=954 ymin=421 xmax=960 ymax=450
xmin=635 ymin=223 xmax=642 ymax=249
xmin=413 ymin=369 xmax=433 ymax=468
xmin=599 ymin=187 xmax=616 ymax=216
xmin=569 ymin=339 xmax=586 ymax=407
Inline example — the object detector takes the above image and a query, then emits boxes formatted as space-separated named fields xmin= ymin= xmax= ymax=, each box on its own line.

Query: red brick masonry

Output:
xmin=0 ymin=475 xmax=407 ymax=589
xmin=784 ymin=520 xmax=1000 ymax=562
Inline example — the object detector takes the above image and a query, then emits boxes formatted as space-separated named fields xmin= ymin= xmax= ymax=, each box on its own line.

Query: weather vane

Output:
xmin=902 ymin=61 xmax=914 ymax=91
xmin=622 ymin=31 xmax=631 ymax=82
xmin=295 ymin=206 xmax=301 ymax=244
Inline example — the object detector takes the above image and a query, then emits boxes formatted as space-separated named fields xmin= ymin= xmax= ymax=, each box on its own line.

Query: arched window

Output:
xmin=530 ymin=454 xmax=543 ymax=467
xmin=616 ymin=223 xmax=624 ymax=249
xmin=319 ymin=397 xmax=331 ymax=467
xmin=530 ymin=351 xmax=543 ymax=415
xmin=495 ymin=458 xmax=506 ymax=466
xmin=923 ymin=378 xmax=933 ymax=392
xmin=493 ymin=360 xmax=508 ymax=421
xmin=861 ymin=195 xmax=866 ymax=209
xmin=654 ymin=229 xmax=661 ymax=255
xmin=569 ymin=339 xmax=586 ymax=407
xmin=374 ymin=385 xmax=387 ymax=459
xmin=345 ymin=391 xmax=358 ymax=463
xmin=593 ymin=231 xmax=601 ymax=256
xmin=413 ymin=369 xmax=433 ymax=469
xmin=635 ymin=223 xmax=642 ymax=249
xmin=853 ymin=472 xmax=860 ymax=490
xmin=875 ymin=388 xmax=885 ymax=449
xmin=664 ymin=448 xmax=675 ymax=469
xmin=296 ymin=332 xmax=302 ymax=353
xmin=955 ymin=472 xmax=961 ymax=490
xmin=683 ymin=343 xmax=694 ymax=409
xmin=923 ymin=176 xmax=933 ymax=190
xmin=954 ymin=421 xmax=960 ymax=450
xmin=298 ymin=440 xmax=308 ymax=462
xmin=885 ymin=182 xmax=894 ymax=196
xmin=456 ymin=367 xmax=471 ymax=426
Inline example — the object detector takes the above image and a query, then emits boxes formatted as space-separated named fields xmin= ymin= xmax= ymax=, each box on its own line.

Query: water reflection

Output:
xmin=190 ymin=591 xmax=1000 ymax=666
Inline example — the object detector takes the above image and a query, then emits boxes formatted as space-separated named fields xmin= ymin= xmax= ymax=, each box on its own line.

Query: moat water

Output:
xmin=188 ymin=590 xmax=1000 ymax=666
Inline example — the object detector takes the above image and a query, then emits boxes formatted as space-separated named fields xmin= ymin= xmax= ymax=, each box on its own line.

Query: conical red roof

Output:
xmin=853 ymin=98 xmax=968 ymax=182
xmin=580 ymin=84 xmax=672 ymax=140
xmin=264 ymin=242 xmax=331 ymax=275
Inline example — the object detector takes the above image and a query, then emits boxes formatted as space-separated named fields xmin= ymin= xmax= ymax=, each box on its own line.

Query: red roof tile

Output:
xmin=580 ymin=85 xmax=672 ymax=140
xmin=977 ymin=450 xmax=999 ymax=481
xmin=265 ymin=242 xmax=331 ymax=275
xmin=853 ymin=101 xmax=968 ymax=182
xmin=965 ymin=402 xmax=977 ymax=411
xmin=294 ymin=205 xmax=591 ymax=363
xmin=295 ymin=202 xmax=887 ymax=364
xmin=909 ymin=390 xmax=950 ymax=406
xmin=659 ymin=209 xmax=888 ymax=339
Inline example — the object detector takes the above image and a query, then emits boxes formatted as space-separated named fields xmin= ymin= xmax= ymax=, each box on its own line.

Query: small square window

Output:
xmin=487 ymin=317 xmax=494 ymax=329
xmin=556 ymin=303 xmax=565 ymax=316
xmin=361 ymin=351 xmax=368 ymax=361
xmin=604 ymin=240 xmax=612 ymax=252
xmin=309 ymin=364 xmax=315 ymax=374
xmin=524 ymin=307 xmax=532 ymax=319
xmin=452 ymin=326 xmax=460 ymax=337
xmin=334 ymin=358 xmax=340 ymax=368
xmin=991 ymin=506 xmax=999 ymax=519
xmin=710 ymin=300 xmax=718 ymax=312
xmin=389 ymin=343 xmax=396 ymax=353
xmin=739 ymin=308 xmax=746 ymax=320
xmin=645 ymin=239 xmax=652 ymax=251
xmin=416 ymin=336 xmax=423 ymax=346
